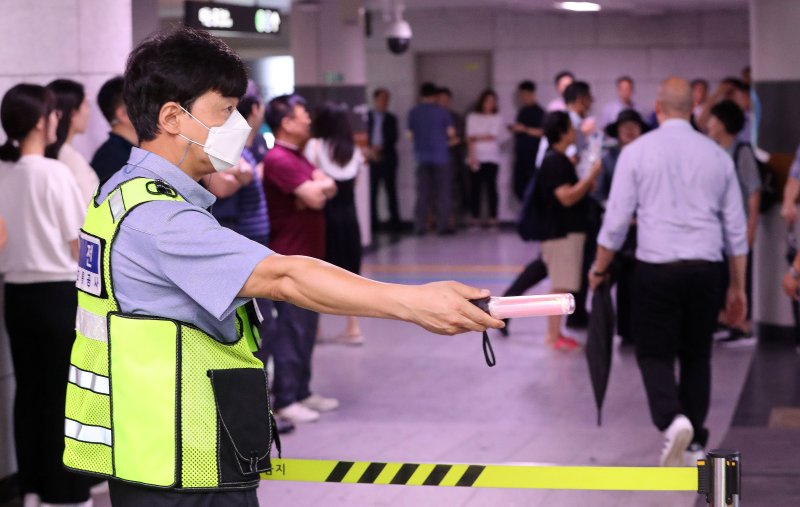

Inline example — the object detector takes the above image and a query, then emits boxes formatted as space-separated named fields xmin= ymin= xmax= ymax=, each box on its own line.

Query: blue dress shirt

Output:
xmin=597 ymin=119 xmax=748 ymax=263
xmin=96 ymin=148 xmax=273 ymax=343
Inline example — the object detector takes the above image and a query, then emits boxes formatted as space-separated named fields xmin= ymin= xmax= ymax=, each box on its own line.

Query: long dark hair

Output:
xmin=44 ymin=79 xmax=85 ymax=159
xmin=474 ymin=89 xmax=498 ymax=114
xmin=0 ymin=84 xmax=56 ymax=162
xmin=312 ymin=102 xmax=355 ymax=167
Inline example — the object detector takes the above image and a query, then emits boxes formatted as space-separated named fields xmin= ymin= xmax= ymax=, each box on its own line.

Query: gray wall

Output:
xmin=0 ymin=0 xmax=132 ymax=483
xmin=366 ymin=8 xmax=750 ymax=221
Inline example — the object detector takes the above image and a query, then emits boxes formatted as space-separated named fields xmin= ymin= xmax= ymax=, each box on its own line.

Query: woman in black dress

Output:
xmin=305 ymin=102 xmax=365 ymax=344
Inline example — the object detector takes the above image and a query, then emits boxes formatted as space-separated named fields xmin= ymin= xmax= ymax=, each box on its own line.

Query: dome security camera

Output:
xmin=386 ymin=19 xmax=412 ymax=55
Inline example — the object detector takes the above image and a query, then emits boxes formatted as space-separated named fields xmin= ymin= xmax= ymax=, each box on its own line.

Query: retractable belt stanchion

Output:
xmin=697 ymin=450 xmax=742 ymax=506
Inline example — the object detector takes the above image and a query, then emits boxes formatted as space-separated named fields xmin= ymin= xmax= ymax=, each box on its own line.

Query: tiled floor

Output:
xmin=85 ymin=231 xmax=755 ymax=506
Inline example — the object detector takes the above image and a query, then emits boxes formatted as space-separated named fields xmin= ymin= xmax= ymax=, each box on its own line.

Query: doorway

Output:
xmin=416 ymin=52 xmax=492 ymax=115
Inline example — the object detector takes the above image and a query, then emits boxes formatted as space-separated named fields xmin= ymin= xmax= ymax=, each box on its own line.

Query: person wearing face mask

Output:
xmin=62 ymin=27 xmax=502 ymax=506
xmin=0 ymin=84 xmax=91 ymax=507
xmin=45 ymin=79 xmax=98 ymax=207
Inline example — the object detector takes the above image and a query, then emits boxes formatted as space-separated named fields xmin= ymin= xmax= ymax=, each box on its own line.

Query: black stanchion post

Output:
xmin=697 ymin=449 xmax=741 ymax=506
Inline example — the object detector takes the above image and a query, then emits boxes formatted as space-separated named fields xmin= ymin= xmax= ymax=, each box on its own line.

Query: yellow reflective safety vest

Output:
xmin=64 ymin=177 xmax=278 ymax=491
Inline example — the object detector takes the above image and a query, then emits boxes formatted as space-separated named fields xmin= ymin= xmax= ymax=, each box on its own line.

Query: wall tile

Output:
xmin=79 ymin=0 xmax=132 ymax=74
xmin=0 ymin=0 xmax=79 ymax=76
xmin=597 ymin=13 xmax=701 ymax=47
xmin=647 ymin=48 xmax=750 ymax=81
xmin=496 ymin=12 xmax=597 ymax=49
xmin=700 ymin=11 xmax=750 ymax=46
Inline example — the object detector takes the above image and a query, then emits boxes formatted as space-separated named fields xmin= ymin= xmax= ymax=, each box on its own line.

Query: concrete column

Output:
xmin=291 ymin=0 xmax=367 ymax=86
xmin=0 ymin=0 xmax=132 ymax=486
xmin=750 ymin=0 xmax=800 ymax=327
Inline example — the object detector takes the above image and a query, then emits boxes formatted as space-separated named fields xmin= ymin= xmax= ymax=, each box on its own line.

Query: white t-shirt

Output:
xmin=0 ymin=155 xmax=85 ymax=283
xmin=466 ymin=113 xmax=504 ymax=164
xmin=303 ymin=138 xmax=364 ymax=181
xmin=59 ymin=143 xmax=99 ymax=207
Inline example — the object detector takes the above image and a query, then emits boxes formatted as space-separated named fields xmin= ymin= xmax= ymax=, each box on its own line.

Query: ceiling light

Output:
xmin=556 ymin=1 xmax=601 ymax=12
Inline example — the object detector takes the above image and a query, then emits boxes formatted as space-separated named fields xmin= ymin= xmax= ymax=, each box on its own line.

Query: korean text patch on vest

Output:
xmin=76 ymin=230 xmax=106 ymax=298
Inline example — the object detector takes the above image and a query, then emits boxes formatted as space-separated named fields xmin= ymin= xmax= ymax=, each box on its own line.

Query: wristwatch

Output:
xmin=592 ymin=264 xmax=607 ymax=277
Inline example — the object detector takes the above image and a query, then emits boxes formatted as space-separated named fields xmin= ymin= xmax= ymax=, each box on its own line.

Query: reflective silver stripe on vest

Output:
xmin=109 ymin=190 xmax=126 ymax=222
xmin=75 ymin=307 xmax=107 ymax=343
xmin=65 ymin=418 xmax=112 ymax=446
xmin=68 ymin=365 xmax=110 ymax=395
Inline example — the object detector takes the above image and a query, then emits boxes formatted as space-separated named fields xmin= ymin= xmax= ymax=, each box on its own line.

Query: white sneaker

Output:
xmin=300 ymin=393 xmax=340 ymax=412
xmin=686 ymin=443 xmax=706 ymax=467
xmin=660 ymin=414 xmax=694 ymax=467
xmin=276 ymin=402 xmax=320 ymax=423
xmin=24 ymin=494 xmax=41 ymax=507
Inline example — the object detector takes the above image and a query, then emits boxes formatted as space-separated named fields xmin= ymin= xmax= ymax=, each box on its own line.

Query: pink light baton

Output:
xmin=478 ymin=294 xmax=576 ymax=319
xmin=470 ymin=294 xmax=576 ymax=367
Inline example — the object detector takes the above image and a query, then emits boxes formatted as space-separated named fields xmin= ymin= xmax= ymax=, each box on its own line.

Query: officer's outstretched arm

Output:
xmin=238 ymin=254 xmax=504 ymax=336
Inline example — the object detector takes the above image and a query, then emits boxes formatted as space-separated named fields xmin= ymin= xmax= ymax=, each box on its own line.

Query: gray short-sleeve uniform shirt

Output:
xmin=96 ymin=148 xmax=273 ymax=343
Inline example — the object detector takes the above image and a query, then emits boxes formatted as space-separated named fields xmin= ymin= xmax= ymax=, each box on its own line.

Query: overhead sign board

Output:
xmin=184 ymin=1 xmax=282 ymax=36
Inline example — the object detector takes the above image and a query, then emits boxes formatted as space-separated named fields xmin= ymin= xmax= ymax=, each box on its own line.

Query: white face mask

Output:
xmin=179 ymin=106 xmax=251 ymax=172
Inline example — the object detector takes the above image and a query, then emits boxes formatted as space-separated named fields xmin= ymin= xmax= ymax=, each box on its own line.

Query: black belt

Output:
xmin=638 ymin=259 xmax=715 ymax=268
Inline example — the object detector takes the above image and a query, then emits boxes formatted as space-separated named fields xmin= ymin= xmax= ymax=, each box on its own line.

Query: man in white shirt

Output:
xmin=599 ymin=76 xmax=639 ymax=130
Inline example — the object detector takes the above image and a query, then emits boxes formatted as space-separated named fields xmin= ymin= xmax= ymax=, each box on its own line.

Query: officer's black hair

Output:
xmin=124 ymin=26 xmax=247 ymax=143
xmin=0 ymin=84 xmax=56 ymax=162
xmin=710 ymin=99 xmax=745 ymax=135
xmin=97 ymin=76 xmax=125 ymax=124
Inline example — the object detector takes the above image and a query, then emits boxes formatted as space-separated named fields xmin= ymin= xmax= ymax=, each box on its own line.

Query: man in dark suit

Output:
xmin=368 ymin=88 xmax=400 ymax=230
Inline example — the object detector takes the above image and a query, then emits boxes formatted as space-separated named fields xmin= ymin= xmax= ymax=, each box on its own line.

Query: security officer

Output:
xmin=63 ymin=27 xmax=502 ymax=506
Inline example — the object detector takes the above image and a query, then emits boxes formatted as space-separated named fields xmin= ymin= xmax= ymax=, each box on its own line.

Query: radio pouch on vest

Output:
xmin=208 ymin=368 xmax=275 ymax=482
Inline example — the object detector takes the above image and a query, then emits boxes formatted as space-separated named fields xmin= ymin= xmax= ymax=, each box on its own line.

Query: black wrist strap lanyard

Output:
xmin=471 ymin=297 xmax=496 ymax=367
xmin=482 ymin=330 xmax=496 ymax=367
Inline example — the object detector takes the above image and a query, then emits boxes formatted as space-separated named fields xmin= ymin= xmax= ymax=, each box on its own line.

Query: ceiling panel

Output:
xmin=161 ymin=0 xmax=748 ymax=15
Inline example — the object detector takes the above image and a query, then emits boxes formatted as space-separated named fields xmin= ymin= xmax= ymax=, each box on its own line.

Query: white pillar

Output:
xmin=749 ymin=0 xmax=800 ymax=327
xmin=0 ymin=0 xmax=132 ymax=483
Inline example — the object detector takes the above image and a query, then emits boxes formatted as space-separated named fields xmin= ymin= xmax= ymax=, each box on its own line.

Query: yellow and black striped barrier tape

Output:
xmin=261 ymin=458 xmax=697 ymax=491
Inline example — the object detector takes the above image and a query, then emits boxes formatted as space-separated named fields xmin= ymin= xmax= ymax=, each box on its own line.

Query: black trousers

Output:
xmin=109 ymin=481 xmax=258 ymax=506
xmin=4 ymin=282 xmax=92 ymax=503
xmin=369 ymin=157 xmax=400 ymax=227
xmin=414 ymin=163 xmax=452 ymax=234
xmin=271 ymin=302 xmax=319 ymax=409
xmin=632 ymin=261 xmax=722 ymax=447
xmin=567 ymin=200 xmax=602 ymax=327
xmin=468 ymin=163 xmax=499 ymax=219
xmin=503 ymin=256 xmax=548 ymax=298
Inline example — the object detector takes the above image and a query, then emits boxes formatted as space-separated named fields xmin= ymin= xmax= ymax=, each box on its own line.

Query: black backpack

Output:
xmin=734 ymin=142 xmax=779 ymax=213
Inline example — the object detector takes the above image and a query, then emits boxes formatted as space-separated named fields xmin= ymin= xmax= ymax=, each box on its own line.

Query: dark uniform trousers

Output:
xmin=632 ymin=260 xmax=723 ymax=447
xmin=109 ymin=481 xmax=259 ymax=506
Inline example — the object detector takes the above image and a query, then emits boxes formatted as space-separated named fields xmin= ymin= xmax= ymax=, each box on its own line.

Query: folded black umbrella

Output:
xmin=585 ymin=282 xmax=615 ymax=426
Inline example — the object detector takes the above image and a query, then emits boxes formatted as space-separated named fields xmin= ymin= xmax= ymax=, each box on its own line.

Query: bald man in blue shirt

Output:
xmin=590 ymin=76 xmax=748 ymax=469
